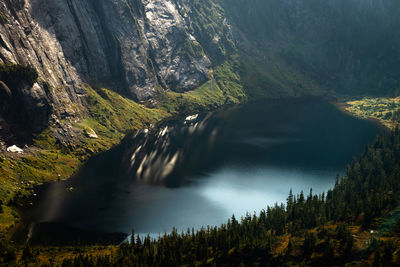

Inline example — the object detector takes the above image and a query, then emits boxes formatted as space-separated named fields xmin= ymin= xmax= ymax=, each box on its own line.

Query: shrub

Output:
xmin=0 ymin=63 xmax=38 ymax=88
xmin=0 ymin=9 xmax=6 ymax=24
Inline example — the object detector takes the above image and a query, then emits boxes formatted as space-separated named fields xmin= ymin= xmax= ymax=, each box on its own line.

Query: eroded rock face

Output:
xmin=142 ymin=0 xmax=211 ymax=93
xmin=0 ymin=0 xmax=214 ymax=142
xmin=0 ymin=0 xmax=211 ymax=102
xmin=0 ymin=0 xmax=86 ymax=127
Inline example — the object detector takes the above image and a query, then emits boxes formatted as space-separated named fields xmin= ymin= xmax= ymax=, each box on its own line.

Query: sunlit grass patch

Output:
xmin=346 ymin=96 xmax=400 ymax=130
xmin=157 ymin=56 xmax=247 ymax=114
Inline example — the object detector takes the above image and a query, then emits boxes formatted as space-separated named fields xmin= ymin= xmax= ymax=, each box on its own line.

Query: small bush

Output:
xmin=0 ymin=63 xmax=38 ymax=88
xmin=0 ymin=9 xmax=7 ymax=24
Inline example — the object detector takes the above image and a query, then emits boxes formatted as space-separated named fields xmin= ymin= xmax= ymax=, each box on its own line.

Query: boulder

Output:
xmin=85 ymin=128 xmax=98 ymax=139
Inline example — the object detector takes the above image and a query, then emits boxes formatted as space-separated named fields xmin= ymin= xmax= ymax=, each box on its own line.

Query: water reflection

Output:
xmin=124 ymin=113 xmax=219 ymax=186
xmin=23 ymin=99 xmax=382 ymax=241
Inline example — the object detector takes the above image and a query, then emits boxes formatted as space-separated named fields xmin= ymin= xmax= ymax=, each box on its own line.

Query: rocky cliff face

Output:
xmin=0 ymin=0 xmax=85 ymax=143
xmin=0 ymin=0 xmax=215 ymax=143
xmin=1 ymin=0 xmax=400 ymax=146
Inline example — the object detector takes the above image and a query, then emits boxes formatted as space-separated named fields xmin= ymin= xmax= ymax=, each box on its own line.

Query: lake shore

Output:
xmin=16 ymin=98 xmax=383 ymax=246
xmin=332 ymin=101 xmax=392 ymax=133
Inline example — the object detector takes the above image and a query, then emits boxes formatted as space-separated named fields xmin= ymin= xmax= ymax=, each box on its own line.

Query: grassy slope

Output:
xmin=239 ymin=52 xmax=325 ymax=99
xmin=345 ymin=97 xmax=400 ymax=130
xmin=0 ymin=87 xmax=167 ymax=231
xmin=157 ymin=55 xmax=246 ymax=114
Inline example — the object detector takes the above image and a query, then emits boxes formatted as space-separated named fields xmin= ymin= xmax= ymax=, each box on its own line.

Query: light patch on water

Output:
xmin=124 ymin=166 xmax=336 ymax=236
xmin=197 ymin=166 xmax=336 ymax=218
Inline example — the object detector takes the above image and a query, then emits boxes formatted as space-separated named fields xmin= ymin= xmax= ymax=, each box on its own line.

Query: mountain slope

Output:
xmin=1 ymin=0 xmax=400 ymax=236
xmin=223 ymin=0 xmax=400 ymax=96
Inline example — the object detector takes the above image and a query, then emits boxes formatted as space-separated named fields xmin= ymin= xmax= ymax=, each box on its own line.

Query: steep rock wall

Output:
xmin=0 ymin=0 xmax=214 ymax=142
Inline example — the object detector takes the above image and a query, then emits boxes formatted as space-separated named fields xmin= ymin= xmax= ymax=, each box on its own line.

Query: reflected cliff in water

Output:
xmin=124 ymin=113 xmax=217 ymax=187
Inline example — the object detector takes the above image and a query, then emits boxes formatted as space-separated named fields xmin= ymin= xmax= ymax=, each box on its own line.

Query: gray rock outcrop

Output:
xmin=0 ymin=0 xmax=213 ymax=142
xmin=0 ymin=0 xmax=211 ymax=101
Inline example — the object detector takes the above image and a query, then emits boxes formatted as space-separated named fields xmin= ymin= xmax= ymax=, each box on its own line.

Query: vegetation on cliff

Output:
xmin=0 ymin=64 xmax=38 ymax=88
xmin=0 ymin=9 xmax=7 ymax=25
xmin=0 ymin=86 xmax=166 ymax=231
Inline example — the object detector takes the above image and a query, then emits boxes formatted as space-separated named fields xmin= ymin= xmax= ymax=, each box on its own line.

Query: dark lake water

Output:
xmin=21 ymin=99 xmax=383 ymax=243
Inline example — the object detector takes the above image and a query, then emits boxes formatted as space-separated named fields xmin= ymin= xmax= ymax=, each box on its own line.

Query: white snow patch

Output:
xmin=7 ymin=145 xmax=23 ymax=153
xmin=185 ymin=114 xmax=198 ymax=122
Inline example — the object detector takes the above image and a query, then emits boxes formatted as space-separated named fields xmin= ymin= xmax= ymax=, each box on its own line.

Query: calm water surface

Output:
xmin=24 ymin=99 xmax=383 ymax=240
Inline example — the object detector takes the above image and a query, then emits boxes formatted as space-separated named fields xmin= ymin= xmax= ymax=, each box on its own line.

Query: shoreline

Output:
xmin=332 ymin=101 xmax=392 ymax=133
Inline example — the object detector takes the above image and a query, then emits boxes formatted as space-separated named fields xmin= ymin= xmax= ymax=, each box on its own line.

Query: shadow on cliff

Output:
xmin=0 ymin=64 xmax=52 ymax=146
xmin=29 ymin=0 xmax=131 ymax=98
